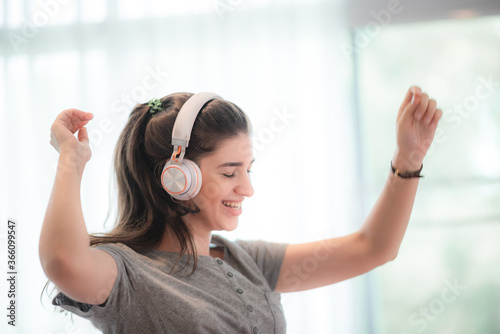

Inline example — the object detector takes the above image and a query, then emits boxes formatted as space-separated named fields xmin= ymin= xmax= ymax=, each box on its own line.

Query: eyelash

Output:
xmin=223 ymin=170 xmax=252 ymax=178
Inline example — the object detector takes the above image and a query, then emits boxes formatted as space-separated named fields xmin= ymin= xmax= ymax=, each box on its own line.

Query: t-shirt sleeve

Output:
xmin=234 ymin=239 xmax=288 ymax=291
xmin=51 ymin=243 xmax=134 ymax=321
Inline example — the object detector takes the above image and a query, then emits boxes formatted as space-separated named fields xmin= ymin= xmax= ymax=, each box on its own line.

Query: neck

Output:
xmin=156 ymin=217 xmax=213 ymax=257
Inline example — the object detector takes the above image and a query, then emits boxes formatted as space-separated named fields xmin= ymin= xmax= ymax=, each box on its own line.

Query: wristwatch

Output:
xmin=390 ymin=161 xmax=424 ymax=178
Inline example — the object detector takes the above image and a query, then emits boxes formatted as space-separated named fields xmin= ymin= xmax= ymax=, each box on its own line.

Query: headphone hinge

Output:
xmin=171 ymin=146 xmax=186 ymax=164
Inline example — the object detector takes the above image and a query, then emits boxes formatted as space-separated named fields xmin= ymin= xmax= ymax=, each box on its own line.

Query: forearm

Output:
xmin=357 ymin=85 xmax=441 ymax=265
xmin=359 ymin=158 xmax=420 ymax=262
xmin=39 ymin=149 xmax=91 ymax=274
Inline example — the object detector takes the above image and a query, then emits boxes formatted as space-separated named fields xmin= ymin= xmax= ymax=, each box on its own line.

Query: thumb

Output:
xmin=400 ymin=92 xmax=421 ymax=125
xmin=398 ymin=86 xmax=422 ymax=122
xmin=78 ymin=126 xmax=89 ymax=145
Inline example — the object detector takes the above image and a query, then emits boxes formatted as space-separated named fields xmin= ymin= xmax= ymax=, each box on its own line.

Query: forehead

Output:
xmin=201 ymin=134 xmax=254 ymax=167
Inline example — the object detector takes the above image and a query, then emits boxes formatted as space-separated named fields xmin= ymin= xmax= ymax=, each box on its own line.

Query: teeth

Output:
xmin=222 ymin=201 xmax=242 ymax=209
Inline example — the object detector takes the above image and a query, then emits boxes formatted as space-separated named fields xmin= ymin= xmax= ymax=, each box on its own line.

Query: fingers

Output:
xmin=432 ymin=109 xmax=443 ymax=127
xmin=414 ymin=93 xmax=429 ymax=121
xmin=422 ymin=99 xmax=437 ymax=124
xmin=55 ymin=109 xmax=94 ymax=134
xmin=50 ymin=109 xmax=94 ymax=152
xmin=397 ymin=86 xmax=421 ymax=121
xmin=400 ymin=88 xmax=422 ymax=122
xmin=399 ymin=87 xmax=442 ymax=128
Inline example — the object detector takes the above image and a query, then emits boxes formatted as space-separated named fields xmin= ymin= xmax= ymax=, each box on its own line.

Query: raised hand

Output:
xmin=393 ymin=86 xmax=443 ymax=171
xmin=50 ymin=109 xmax=94 ymax=166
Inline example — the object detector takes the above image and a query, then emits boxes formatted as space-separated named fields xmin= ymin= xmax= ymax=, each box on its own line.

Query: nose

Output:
xmin=236 ymin=172 xmax=254 ymax=198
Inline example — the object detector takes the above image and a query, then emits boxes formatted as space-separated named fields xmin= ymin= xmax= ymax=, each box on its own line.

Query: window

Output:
xmin=356 ymin=16 xmax=500 ymax=333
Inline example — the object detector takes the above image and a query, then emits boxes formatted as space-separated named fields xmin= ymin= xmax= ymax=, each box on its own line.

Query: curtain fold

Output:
xmin=1 ymin=1 xmax=361 ymax=333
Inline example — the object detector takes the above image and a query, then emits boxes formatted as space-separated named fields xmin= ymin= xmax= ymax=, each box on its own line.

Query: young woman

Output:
xmin=40 ymin=88 xmax=442 ymax=333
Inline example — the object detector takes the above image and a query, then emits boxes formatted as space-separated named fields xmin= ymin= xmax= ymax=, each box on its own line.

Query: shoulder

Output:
xmin=92 ymin=242 xmax=161 ymax=260
xmin=214 ymin=234 xmax=287 ymax=249
xmin=91 ymin=242 xmax=138 ymax=264
xmin=216 ymin=235 xmax=288 ymax=261
xmin=213 ymin=235 xmax=288 ymax=269
xmin=92 ymin=242 xmax=134 ymax=253
xmin=90 ymin=242 xmax=164 ymax=274
xmin=212 ymin=235 xmax=289 ymax=291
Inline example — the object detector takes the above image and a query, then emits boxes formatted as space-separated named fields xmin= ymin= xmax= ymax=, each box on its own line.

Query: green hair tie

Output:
xmin=148 ymin=98 xmax=163 ymax=114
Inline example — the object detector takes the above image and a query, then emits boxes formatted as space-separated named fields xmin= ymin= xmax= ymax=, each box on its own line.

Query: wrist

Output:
xmin=390 ymin=160 xmax=423 ymax=179
xmin=58 ymin=147 xmax=88 ymax=173
xmin=392 ymin=150 xmax=422 ymax=171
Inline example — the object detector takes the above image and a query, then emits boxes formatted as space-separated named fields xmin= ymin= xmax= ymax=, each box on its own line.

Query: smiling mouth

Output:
xmin=222 ymin=201 xmax=242 ymax=209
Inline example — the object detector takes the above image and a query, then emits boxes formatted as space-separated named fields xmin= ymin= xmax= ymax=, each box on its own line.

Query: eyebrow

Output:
xmin=217 ymin=158 xmax=255 ymax=168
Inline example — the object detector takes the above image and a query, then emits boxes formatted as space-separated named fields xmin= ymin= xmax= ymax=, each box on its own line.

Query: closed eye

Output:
xmin=222 ymin=168 xmax=252 ymax=178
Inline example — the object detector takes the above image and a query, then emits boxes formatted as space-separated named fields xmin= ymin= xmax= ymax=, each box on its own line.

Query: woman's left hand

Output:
xmin=392 ymin=86 xmax=443 ymax=171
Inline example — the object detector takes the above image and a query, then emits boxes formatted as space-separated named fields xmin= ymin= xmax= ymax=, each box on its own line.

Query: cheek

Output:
xmin=200 ymin=179 xmax=223 ymax=201
xmin=193 ymin=178 xmax=223 ymax=211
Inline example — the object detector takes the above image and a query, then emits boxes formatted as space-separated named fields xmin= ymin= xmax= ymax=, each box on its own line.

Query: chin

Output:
xmin=216 ymin=219 xmax=239 ymax=232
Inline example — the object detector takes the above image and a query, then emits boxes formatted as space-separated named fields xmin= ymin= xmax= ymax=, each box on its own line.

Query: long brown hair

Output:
xmin=90 ymin=92 xmax=251 ymax=273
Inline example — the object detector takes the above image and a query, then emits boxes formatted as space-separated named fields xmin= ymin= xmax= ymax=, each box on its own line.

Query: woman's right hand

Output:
xmin=43 ymin=109 xmax=118 ymax=306
xmin=50 ymin=108 xmax=94 ymax=165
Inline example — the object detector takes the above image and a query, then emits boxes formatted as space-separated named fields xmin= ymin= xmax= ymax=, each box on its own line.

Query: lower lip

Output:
xmin=222 ymin=203 xmax=242 ymax=216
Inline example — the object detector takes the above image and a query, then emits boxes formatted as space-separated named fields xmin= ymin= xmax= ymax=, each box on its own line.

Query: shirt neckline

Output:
xmin=141 ymin=234 xmax=228 ymax=263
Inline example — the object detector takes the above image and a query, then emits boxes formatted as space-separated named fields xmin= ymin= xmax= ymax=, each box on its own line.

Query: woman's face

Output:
xmin=185 ymin=133 xmax=254 ymax=233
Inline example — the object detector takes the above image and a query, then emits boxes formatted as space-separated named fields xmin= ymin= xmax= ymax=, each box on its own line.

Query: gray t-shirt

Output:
xmin=52 ymin=235 xmax=288 ymax=334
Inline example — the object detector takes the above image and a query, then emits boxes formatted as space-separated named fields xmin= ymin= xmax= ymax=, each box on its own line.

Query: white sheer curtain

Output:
xmin=0 ymin=1 xmax=366 ymax=333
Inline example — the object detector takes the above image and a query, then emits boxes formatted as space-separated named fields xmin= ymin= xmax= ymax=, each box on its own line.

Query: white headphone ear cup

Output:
xmin=161 ymin=162 xmax=190 ymax=198
xmin=161 ymin=159 xmax=202 ymax=201
xmin=182 ymin=159 xmax=202 ymax=200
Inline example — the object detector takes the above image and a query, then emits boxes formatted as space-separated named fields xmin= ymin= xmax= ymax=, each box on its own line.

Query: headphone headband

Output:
xmin=161 ymin=91 xmax=222 ymax=200
xmin=171 ymin=92 xmax=222 ymax=147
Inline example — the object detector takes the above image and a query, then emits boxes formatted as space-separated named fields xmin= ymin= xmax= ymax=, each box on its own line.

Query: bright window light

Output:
xmin=82 ymin=0 xmax=108 ymax=23
xmin=6 ymin=0 xmax=23 ymax=28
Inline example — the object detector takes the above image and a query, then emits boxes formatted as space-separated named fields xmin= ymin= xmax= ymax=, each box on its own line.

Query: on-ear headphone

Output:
xmin=161 ymin=92 xmax=222 ymax=200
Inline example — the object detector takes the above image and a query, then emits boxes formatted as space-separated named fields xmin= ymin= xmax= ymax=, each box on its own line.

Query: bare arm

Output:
xmin=363 ymin=86 xmax=442 ymax=260
xmin=276 ymin=87 xmax=443 ymax=293
xmin=39 ymin=109 xmax=117 ymax=305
